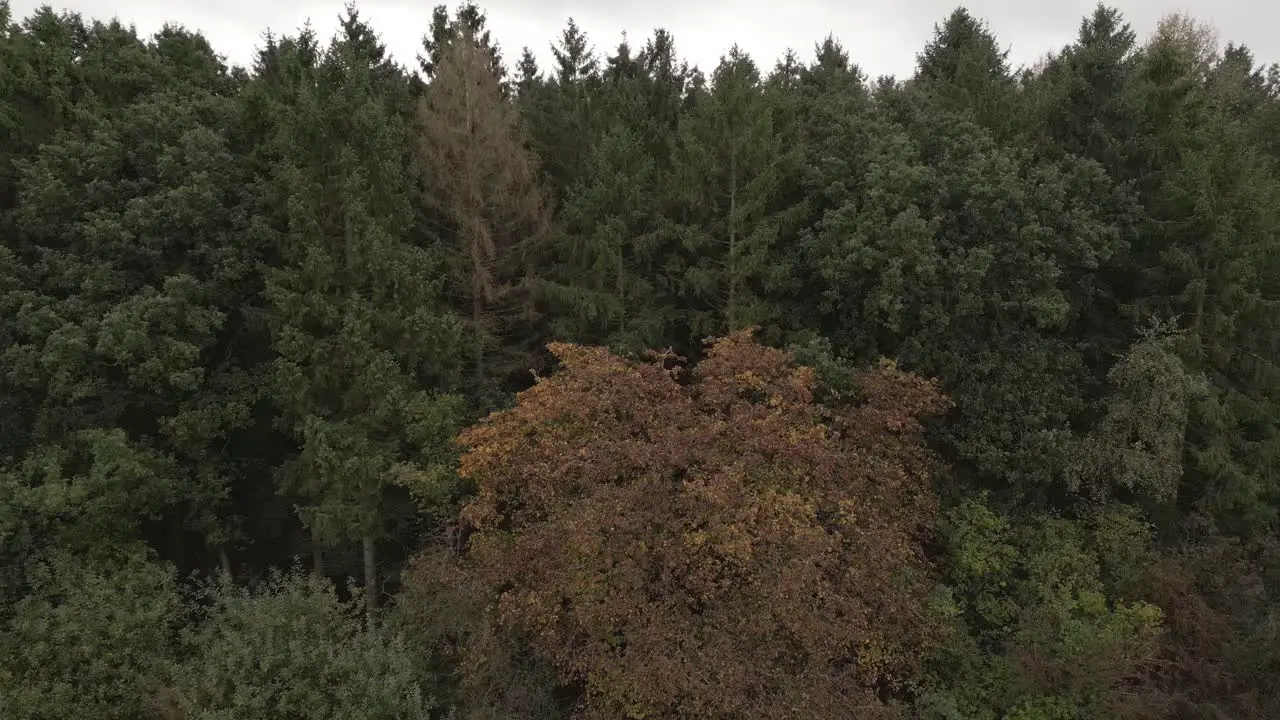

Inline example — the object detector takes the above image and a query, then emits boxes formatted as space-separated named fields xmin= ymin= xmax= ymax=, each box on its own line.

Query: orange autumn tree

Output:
xmin=412 ymin=331 xmax=950 ymax=718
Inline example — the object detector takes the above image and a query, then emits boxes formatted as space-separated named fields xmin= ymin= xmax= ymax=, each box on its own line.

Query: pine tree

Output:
xmin=534 ymin=18 xmax=601 ymax=199
xmin=419 ymin=2 xmax=505 ymax=87
xmin=669 ymin=46 xmax=791 ymax=342
xmin=913 ymin=8 xmax=1017 ymax=136
xmin=266 ymin=10 xmax=465 ymax=622
xmin=416 ymin=31 xmax=554 ymax=407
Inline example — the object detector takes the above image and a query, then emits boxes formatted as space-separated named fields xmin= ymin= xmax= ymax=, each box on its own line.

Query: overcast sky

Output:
xmin=9 ymin=1 xmax=1275 ymax=80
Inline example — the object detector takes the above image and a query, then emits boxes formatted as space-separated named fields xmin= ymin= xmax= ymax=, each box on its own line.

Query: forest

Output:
xmin=1 ymin=0 xmax=1278 ymax=717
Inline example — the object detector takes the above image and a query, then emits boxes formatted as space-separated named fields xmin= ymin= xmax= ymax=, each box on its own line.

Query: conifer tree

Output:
xmin=914 ymin=8 xmax=1017 ymax=136
xmin=514 ymin=46 xmax=543 ymax=100
xmin=669 ymin=46 xmax=791 ymax=341
xmin=416 ymin=30 xmax=554 ymax=406
xmin=790 ymin=37 xmax=889 ymax=343
xmin=419 ymin=2 xmax=505 ymax=87
xmin=1122 ymin=23 xmax=1280 ymax=533
xmin=265 ymin=10 xmax=465 ymax=621
xmin=635 ymin=29 xmax=690 ymax=162
xmin=1045 ymin=5 xmax=1140 ymax=168
xmin=546 ymin=123 xmax=671 ymax=353
xmin=535 ymin=18 xmax=601 ymax=198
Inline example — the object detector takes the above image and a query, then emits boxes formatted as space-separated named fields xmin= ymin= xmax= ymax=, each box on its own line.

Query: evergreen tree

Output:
xmin=546 ymin=122 xmax=671 ymax=354
xmin=534 ymin=18 xmax=601 ymax=199
xmin=914 ymin=8 xmax=1017 ymax=136
xmin=669 ymin=46 xmax=792 ymax=342
xmin=1034 ymin=5 xmax=1141 ymax=172
xmin=419 ymin=2 xmax=505 ymax=87
xmin=265 ymin=9 xmax=465 ymax=621
xmin=1123 ymin=24 xmax=1280 ymax=533
xmin=635 ymin=28 xmax=690 ymax=161
xmin=416 ymin=30 xmax=554 ymax=406
xmin=514 ymin=45 xmax=543 ymax=100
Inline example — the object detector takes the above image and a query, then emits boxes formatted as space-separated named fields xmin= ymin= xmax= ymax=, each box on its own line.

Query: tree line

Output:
xmin=1 ymin=1 xmax=1278 ymax=718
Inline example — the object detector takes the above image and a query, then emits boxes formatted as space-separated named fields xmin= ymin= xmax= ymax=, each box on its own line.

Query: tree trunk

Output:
xmin=218 ymin=547 xmax=233 ymax=581
xmin=312 ymin=527 xmax=324 ymax=578
xmin=463 ymin=54 xmax=487 ymax=389
xmin=473 ymin=246 xmax=485 ymax=387
xmin=728 ymin=143 xmax=738 ymax=332
xmin=363 ymin=534 xmax=377 ymax=629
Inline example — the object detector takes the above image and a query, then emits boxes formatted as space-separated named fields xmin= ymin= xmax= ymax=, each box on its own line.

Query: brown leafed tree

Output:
xmin=417 ymin=30 xmax=554 ymax=399
xmin=406 ymin=330 xmax=950 ymax=719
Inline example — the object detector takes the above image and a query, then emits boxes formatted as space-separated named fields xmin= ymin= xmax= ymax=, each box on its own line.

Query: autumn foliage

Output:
xmin=415 ymin=331 xmax=949 ymax=718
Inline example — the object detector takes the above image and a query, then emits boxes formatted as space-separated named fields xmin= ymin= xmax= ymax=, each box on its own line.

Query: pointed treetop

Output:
xmin=516 ymin=45 xmax=540 ymax=88
xmin=605 ymin=32 xmax=639 ymax=83
xmin=253 ymin=22 xmax=321 ymax=80
xmin=770 ymin=48 xmax=802 ymax=87
xmin=1078 ymin=4 xmax=1135 ymax=52
xmin=551 ymin=17 xmax=598 ymax=86
xmin=641 ymin=29 xmax=684 ymax=81
xmin=916 ymin=7 xmax=1010 ymax=84
xmin=332 ymin=3 xmax=393 ymax=73
xmin=419 ymin=2 xmax=504 ymax=81
xmin=813 ymin=35 xmax=850 ymax=73
xmin=711 ymin=43 xmax=759 ymax=91
xmin=802 ymin=35 xmax=866 ymax=94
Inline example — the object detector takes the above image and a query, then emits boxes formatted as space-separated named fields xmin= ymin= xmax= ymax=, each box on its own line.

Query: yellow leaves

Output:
xmin=440 ymin=333 xmax=945 ymax=718
xmin=734 ymin=369 xmax=765 ymax=390
xmin=785 ymin=423 xmax=827 ymax=445
xmin=876 ymin=356 xmax=901 ymax=375
xmin=856 ymin=637 xmax=890 ymax=675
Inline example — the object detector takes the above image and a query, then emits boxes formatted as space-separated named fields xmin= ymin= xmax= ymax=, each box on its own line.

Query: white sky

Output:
xmin=9 ymin=1 xmax=1277 ymax=80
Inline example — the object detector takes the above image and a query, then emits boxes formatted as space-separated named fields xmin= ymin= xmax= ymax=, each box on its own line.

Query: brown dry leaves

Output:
xmin=446 ymin=330 xmax=949 ymax=718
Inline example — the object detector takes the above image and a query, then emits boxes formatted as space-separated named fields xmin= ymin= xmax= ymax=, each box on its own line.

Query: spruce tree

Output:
xmin=669 ymin=46 xmax=791 ymax=342
xmin=419 ymin=2 xmax=505 ymax=87
xmin=914 ymin=8 xmax=1017 ymax=136
xmin=546 ymin=123 xmax=671 ymax=353
xmin=265 ymin=10 xmax=465 ymax=622
xmin=535 ymin=18 xmax=601 ymax=199
xmin=416 ymin=30 xmax=554 ymax=406
xmin=1123 ymin=23 xmax=1280 ymax=533
xmin=1031 ymin=5 xmax=1142 ymax=177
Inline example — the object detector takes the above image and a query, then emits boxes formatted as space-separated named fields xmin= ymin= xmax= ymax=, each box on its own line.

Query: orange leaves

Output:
xmin=442 ymin=331 xmax=949 ymax=718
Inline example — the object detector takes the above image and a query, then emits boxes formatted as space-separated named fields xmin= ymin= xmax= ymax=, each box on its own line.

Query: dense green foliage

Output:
xmin=2 ymin=1 xmax=1279 ymax=717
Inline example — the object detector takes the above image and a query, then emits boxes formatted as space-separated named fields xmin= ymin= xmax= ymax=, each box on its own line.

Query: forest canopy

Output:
xmin=1 ymin=1 xmax=1279 ymax=718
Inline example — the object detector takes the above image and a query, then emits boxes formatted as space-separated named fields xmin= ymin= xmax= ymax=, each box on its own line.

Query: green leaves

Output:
xmin=2 ymin=3 xmax=1280 ymax=717
xmin=1069 ymin=327 xmax=1209 ymax=502
xmin=0 ymin=545 xmax=181 ymax=720
xmin=668 ymin=46 xmax=793 ymax=341
xmin=174 ymin=569 xmax=434 ymax=720
xmin=1 ymin=558 xmax=434 ymax=720
xmin=927 ymin=498 xmax=1164 ymax=718
xmin=262 ymin=10 xmax=468 ymax=580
